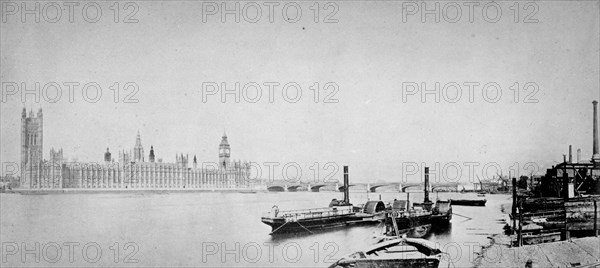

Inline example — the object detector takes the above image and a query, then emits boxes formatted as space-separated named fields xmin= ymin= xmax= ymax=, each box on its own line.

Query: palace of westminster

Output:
xmin=19 ymin=108 xmax=251 ymax=189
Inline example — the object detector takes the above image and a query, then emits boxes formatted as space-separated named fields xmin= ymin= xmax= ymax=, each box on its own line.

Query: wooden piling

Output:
xmin=424 ymin=167 xmax=430 ymax=203
xmin=512 ymin=177 xmax=517 ymax=233
xmin=562 ymin=164 xmax=569 ymax=201
xmin=563 ymin=166 xmax=570 ymax=240
xmin=595 ymin=200 xmax=598 ymax=237
xmin=564 ymin=204 xmax=570 ymax=241
xmin=518 ymin=199 xmax=523 ymax=247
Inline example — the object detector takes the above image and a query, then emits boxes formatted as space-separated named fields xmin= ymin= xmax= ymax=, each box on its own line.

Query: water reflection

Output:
xmin=1 ymin=191 xmax=509 ymax=267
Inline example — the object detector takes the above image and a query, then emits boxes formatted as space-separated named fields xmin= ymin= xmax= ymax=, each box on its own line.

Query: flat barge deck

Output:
xmin=261 ymin=206 xmax=381 ymax=234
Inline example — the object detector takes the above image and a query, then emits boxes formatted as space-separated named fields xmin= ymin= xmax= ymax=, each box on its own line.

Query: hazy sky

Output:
xmin=1 ymin=1 xmax=599 ymax=184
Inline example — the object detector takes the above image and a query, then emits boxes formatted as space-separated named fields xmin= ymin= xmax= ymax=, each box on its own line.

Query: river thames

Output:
xmin=1 ymin=191 xmax=511 ymax=267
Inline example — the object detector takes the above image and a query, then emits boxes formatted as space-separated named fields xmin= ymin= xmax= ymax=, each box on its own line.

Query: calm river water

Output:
xmin=1 ymin=191 xmax=511 ymax=267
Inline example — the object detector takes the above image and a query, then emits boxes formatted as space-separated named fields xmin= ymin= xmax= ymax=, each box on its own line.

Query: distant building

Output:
xmin=104 ymin=148 xmax=112 ymax=162
xmin=539 ymin=101 xmax=600 ymax=197
xmin=473 ymin=180 xmax=508 ymax=193
xmin=540 ymin=162 xmax=600 ymax=197
xmin=19 ymin=109 xmax=250 ymax=190
xmin=149 ymin=146 xmax=155 ymax=163
xmin=219 ymin=133 xmax=231 ymax=169
xmin=21 ymin=108 xmax=45 ymax=187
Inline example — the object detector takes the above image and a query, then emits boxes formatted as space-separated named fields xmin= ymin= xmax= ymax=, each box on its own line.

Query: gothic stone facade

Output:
xmin=20 ymin=108 xmax=250 ymax=189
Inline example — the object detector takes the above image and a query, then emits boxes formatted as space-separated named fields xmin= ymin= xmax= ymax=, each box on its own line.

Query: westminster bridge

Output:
xmin=264 ymin=181 xmax=460 ymax=192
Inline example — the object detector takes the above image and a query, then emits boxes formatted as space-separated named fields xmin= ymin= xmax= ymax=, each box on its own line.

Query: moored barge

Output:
xmin=261 ymin=205 xmax=380 ymax=234
xmin=261 ymin=166 xmax=386 ymax=234
xmin=448 ymin=199 xmax=487 ymax=206
xmin=383 ymin=207 xmax=433 ymax=238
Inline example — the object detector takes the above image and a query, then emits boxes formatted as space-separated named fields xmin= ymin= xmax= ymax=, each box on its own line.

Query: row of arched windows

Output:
xmin=27 ymin=133 xmax=39 ymax=145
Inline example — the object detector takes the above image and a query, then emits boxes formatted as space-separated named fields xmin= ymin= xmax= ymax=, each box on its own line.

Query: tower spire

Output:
xmin=149 ymin=145 xmax=155 ymax=163
xmin=133 ymin=130 xmax=144 ymax=162
xmin=219 ymin=133 xmax=231 ymax=169
xmin=104 ymin=147 xmax=112 ymax=162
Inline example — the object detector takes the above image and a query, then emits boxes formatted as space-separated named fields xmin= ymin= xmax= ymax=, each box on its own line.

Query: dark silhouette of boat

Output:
xmin=261 ymin=166 xmax=386 ymax=234
xmin=329 ymin=238 xmax=443 ymax=268
xmin=381 ymin=167 xmax=453 ymax=239
xmin=383 ymin=209 xmax=432 ymax=238
xmin=261 ymin=204 xmax=383 ymax=234
xmin=429 ymin=200 xmax=452 ymax=225
xmin=448 ymin=199 xmax=486 ymax=206
xmin=522 ymin=231 xmax=561 ymax=245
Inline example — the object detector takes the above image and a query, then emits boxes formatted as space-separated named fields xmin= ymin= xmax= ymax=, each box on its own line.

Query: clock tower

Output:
xmin=219 ymin=132 xmax=231 ymax=169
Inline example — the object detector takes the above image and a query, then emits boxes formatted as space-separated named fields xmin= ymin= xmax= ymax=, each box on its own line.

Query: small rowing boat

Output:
xmin=329 ymin=238 xmax=443 ymax=268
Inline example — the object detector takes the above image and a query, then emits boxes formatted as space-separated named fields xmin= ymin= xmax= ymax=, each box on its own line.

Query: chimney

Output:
xmin=424 ymin=167 xmax=430 ymax=203
xmin=569 ymin=145 xmax=572 ymax=163
xmin=343 ymin=166 xmax=349 ymax=205
xmin=577 ymin=148 xmax=581 ymax=163
xmin=593 ymin=101 xmax=600 ymax=162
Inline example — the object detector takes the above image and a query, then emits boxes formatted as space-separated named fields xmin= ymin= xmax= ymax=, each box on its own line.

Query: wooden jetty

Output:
xmin=511 ymin=174 xmax=600 ymax=247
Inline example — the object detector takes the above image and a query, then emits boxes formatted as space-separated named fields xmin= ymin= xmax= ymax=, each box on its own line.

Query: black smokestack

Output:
xmin=424 ymin=167 xmax=430 ymax=203
xmin=343 ymin=166 xmax=349 ymax=204
xmin=569 ymin=145 xmax=572 ymax=163
xmin=593 ymin=101 xmax=599 ymax=162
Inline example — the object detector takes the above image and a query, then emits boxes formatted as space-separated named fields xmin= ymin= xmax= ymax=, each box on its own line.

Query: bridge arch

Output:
xmin=369 ymin=184 xmax=399 ymax=192
xmin=338 ymin=184 xmax=356 ymax=192
xmin=401 ymin=184 xmax=422 ymax=192
xmin=310 ymin=184 xmax=328 ymax=192
xmin=286 ymin=185 xmax=303 ymax=192
xmin=267 ymin=186 xmax=285 ymax=192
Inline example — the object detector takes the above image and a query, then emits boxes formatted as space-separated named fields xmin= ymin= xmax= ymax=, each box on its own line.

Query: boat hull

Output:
xmin=393 ymin=214 xmax=431 ymax=230
xmin=384 ymin=213 xmax=433 ymax=238
xmin=522 ymin=232 xmax=561 ymax=245
xmin=330 ymin=258 xmax=440 ymax=268
xmin=430 ymin=214 xmax=452 ymax=226
xmin=449 ymin=199 xmax=486 ymax=206
xmin=261 ymin=214 xmax=378 ymax=234
xmin=330 ymin=238 xmax=442 ymax=268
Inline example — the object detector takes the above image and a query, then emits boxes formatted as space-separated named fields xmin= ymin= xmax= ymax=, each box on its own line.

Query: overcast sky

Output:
xmin=1 ymin=1 xmax=599 ymax=183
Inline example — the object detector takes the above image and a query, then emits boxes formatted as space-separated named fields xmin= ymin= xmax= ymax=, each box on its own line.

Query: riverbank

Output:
xmin=473 ymin=200 xmax=600 ymax=267
xmin=475 ymin=233 xmax=600 ymax=267
xmin=5 ymin=188 xmax=265 ymax=195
